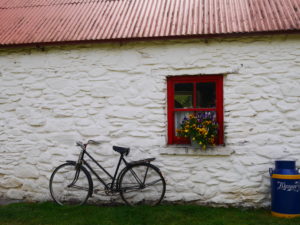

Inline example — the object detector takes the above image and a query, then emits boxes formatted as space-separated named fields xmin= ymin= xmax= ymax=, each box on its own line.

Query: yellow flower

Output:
xmin=189 ymin=114 xmax=194 ymax=119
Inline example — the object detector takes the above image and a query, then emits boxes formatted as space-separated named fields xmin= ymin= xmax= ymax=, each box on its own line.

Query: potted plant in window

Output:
xmin=176 ymin=112 xmax=218 ymax=150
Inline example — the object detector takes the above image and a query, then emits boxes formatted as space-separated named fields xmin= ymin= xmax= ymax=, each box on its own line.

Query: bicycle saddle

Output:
xmin=113 ymin=146 xmax=130 ymax=156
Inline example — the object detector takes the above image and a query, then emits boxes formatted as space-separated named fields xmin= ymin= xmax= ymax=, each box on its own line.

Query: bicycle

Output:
xmin=49 ymin=140 xmax=166 ymax=206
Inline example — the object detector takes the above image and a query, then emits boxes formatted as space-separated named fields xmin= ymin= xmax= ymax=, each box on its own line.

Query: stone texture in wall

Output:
xmin=0 ymin=34 xmax=299 ymax=207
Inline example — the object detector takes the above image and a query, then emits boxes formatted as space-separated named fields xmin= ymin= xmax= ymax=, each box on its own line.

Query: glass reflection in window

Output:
xmin=196 ymin=82 xmax=216 ymax=108
xmin=174 ymin=83 xmax=193 ymax=108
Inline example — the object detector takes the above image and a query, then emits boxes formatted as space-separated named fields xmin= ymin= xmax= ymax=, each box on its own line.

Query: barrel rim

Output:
xmin=272 ymin=211 xmax=300 ymax=218
xmin=272 ymin=174 xmax=300 ymax=179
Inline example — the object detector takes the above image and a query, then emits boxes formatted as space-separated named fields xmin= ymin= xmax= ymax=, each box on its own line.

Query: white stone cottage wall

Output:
xmin=0 ymin=34 xmax=299 ymax=207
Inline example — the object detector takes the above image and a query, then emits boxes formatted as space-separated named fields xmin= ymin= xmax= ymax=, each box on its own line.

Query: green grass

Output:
xmin=1 ymin=202 xmax=300 ymax=225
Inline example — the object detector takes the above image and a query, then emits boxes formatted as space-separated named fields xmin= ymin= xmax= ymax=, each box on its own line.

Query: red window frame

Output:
xmin=167 ymin=75 xmax=224 ymax=145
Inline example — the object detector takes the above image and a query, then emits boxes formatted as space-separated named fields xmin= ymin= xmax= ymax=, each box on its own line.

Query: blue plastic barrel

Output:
xmin=270 ymin=160 xmax=300 ymax=218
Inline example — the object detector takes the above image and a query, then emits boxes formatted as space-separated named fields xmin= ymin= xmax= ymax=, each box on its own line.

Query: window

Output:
xmin=167 ymin=75 xmax=224 ymax=145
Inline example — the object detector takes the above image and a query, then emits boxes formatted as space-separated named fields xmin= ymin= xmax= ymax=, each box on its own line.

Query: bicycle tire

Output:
xmin=49 ymin=162 xmax=92 ymax=206
xmin=119 ymin=163 xmax=166 ymax=206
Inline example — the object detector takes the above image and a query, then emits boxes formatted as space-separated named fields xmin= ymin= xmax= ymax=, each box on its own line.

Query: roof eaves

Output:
xmin=1 ymin=29 xmax=300 ymax=49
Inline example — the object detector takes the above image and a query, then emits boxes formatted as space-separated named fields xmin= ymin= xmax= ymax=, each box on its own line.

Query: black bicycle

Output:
xmin=49 ymin=140 xmax=166 ymax=206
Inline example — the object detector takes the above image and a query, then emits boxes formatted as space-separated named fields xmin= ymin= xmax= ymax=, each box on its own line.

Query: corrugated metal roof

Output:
xmin=0 ymin=0 xmax=299 ymax=46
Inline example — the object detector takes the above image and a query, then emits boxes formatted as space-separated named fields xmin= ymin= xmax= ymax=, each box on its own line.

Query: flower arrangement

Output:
xmin=176 ymin=112 xmax=218 ymax=150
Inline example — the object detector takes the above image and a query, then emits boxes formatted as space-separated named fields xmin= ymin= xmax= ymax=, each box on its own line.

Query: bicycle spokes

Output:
xmin=50 ymin=163 xmax=92 ymax=206
xmin=119 ymin=164 xmax=166 ymax=206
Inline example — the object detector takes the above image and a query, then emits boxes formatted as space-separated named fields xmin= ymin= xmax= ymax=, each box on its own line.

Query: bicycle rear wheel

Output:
xmin=119 ymin=163 xmax=166 ymax=206
xmin=49 ymin=162 xmax=92 ymax=206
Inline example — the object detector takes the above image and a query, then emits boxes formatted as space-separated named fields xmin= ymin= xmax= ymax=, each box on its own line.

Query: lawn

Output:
xmin=1 ymin=202 xmax=300 ymax=225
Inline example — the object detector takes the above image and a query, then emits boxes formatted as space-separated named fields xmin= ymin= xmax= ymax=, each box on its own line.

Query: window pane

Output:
xmin=174 ymin=83 xmax=193 ymax=108
xmin=196 ymin=83 xmax=216 ymax=108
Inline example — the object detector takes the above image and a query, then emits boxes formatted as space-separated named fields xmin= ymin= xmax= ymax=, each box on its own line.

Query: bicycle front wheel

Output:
xmin=119 ymin=163 xmax=166 ymax=206
xmin=49 ymin=162 xmax=92 ymax=206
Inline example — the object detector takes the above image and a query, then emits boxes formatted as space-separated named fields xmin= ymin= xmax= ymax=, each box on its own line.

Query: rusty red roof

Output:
xmin=0 ymin=0 xmax=299 ymax=46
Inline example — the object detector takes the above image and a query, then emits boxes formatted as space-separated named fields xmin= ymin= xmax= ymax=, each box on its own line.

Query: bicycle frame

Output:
xmin=50 ymin=141 xmax=166 ymax=206
xmin=77 ymin=149 xmax=129 ymax=191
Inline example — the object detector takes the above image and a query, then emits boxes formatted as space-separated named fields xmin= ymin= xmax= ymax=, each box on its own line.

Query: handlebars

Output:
xmin=76 ymin=140 xmax=101 ymax=150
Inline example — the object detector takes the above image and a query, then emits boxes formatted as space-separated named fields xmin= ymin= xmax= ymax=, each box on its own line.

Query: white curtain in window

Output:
xmin=174 ymin=111 xmax=190 ymax=135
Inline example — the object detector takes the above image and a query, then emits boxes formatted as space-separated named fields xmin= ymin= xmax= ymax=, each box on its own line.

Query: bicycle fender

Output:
xmin=128 ymin=162 xmax=163 ymax=174
xmin=116 ymin=167 xmax=128 ymax=190
xmin=128 ymin=158 xmax=155 ymax=165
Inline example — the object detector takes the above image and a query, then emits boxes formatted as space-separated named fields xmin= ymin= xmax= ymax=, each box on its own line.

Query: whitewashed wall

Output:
xmin=0 ymin=34 xmax=299 ymax=207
